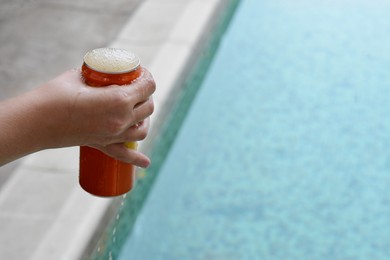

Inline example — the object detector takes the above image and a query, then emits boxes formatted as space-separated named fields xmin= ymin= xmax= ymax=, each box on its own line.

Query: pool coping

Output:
xmin=0 ymin=0 xmax=226 ymax=259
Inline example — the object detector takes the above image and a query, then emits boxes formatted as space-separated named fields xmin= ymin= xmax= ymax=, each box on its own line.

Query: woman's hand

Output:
xmin=0 ymin=68 xmax=156 ymax=167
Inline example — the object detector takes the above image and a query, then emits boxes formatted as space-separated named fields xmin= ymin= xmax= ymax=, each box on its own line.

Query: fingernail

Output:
xmin=141 ymin=159 xmax=151 ymax=168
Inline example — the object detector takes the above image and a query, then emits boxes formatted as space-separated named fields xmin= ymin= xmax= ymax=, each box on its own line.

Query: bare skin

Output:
xmin=0 ymin=68 xmax=156 ymax=167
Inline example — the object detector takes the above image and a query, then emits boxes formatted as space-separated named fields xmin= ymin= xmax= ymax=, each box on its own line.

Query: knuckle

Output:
xmin=147 ymin=78 xmax=156 ymax=94
xmin=107 ymin=117 xmax=126 ymax=135
xmin=111 ymin=89 xmax=129 ymax=106
xmin=148 ymin=99 xmax=155 ymax=114
xmin=137 ymin=128 xmax=148 ymax=140
xmin=123 ymin=125 xmax=148 ymax=141
xmin=139 ymin=71 xmax=156 ymax=95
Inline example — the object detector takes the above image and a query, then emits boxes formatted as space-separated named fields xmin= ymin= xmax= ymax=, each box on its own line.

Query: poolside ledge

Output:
xmin=0 ymin=0 xmax=226 ymax=259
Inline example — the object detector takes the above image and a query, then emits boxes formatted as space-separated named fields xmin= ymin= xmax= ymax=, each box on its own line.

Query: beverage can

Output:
xmin=79 ymin=47 xmax=142 ymax=197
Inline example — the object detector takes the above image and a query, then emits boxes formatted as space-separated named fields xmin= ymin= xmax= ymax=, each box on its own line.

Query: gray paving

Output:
xmin=0 ymin=0 xmax=141 ymax=183
xmin=0 ymin=0 xmax=224 ymax=258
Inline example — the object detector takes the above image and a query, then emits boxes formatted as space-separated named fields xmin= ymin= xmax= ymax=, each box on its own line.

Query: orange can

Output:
xmin=79 ymin=48 xmax=142 ymax=197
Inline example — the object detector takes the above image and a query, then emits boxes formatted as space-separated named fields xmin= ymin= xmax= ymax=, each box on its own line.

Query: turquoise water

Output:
xmin=118 ymin=0 xmax=390 ymax=259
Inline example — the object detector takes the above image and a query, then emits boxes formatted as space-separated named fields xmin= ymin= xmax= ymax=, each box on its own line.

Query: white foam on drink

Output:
xmin=84 ymin=48 xmax=140 ymax=73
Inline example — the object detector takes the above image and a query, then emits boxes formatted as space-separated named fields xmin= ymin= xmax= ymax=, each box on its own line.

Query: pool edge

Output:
xmin=21 ymin=0 xmax=228 ymax=259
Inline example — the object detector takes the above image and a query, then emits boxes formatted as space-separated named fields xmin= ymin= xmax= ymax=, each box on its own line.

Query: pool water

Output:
xmin=118 ymin=0 xmax=390 ymax=259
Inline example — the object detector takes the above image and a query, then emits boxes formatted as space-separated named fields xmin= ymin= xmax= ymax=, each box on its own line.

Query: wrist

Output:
xmin=28 ymin=85 xmax=69 ymax=150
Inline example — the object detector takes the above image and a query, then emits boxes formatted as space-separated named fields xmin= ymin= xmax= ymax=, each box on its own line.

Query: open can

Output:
xmin=79 ymin=47 xmax=142 ymax=197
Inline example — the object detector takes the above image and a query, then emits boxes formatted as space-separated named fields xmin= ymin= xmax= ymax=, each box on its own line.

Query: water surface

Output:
xmin=119 ymin=0 xmax=390 ymax=259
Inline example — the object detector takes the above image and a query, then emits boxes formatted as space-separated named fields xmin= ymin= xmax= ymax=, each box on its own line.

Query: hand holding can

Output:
xmin=79 ymin=48 xmax=153 ymax=197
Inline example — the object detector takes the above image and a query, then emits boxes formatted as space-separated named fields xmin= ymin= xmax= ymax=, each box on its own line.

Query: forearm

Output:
xmin=0 ymin=90 xmax=53 ymax=165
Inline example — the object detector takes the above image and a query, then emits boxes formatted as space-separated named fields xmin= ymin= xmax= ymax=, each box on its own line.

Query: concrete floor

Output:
xmin=0 ymin=0 xmax=141 ymax=99
xmin=0 ymin=0 xmax=225 ymax=258
xmin=0 ymin=0 xmax=141 ymax=184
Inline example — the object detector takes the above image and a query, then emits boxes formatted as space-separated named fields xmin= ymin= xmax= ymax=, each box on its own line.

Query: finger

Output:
xmin=109 ymin=118 xmax=149 ymax=144
xmin=110 ymin=68 xmax=156 ymax=106
xmin=128 ymin=68 xmax=156 ymax=104
xmin=124 ymin=118 xmax=150 ymax=141
xmin=130 ymin=117 xmax=150 ymax=129
xmin=132 ymin=97 xmax=154 ymax=124
xmin=91 ymin=143 xmax=151 ymax=168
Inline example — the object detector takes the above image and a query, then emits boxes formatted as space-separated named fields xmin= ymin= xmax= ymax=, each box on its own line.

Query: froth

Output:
xmin=83 ymin=48 xmax=140 ymax=73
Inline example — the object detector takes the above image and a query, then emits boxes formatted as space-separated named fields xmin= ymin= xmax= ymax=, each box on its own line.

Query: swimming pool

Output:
xmin=99 ymin=0 xmax=390 ymax=259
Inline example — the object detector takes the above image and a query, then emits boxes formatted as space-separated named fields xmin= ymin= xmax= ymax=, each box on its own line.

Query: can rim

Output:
xmin=83 ymin=48 xmax=141 ymax=74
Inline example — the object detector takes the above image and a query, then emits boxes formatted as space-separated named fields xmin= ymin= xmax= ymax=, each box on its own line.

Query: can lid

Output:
xmin=83 ymin=48 xmax=141 ymax=74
